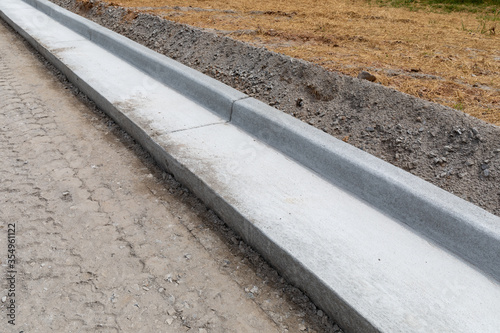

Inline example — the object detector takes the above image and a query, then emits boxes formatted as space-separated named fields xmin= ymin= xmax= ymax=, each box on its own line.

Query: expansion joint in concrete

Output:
xmin=229 ymin=96 xmax=251 ymax=122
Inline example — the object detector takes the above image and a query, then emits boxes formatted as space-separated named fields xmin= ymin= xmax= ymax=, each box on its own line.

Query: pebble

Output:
xmin=365 ymin=126 xmax=375 ymax=132
xmin=299 ymin=324 xmax=307 ymax=331
xmin=357 ymin=71 xmax=377 ymax=82
xmin=166 ymin=318 xmax=174 ymax=325
xmin=1 ymin=296 xmax=6 ymax=303
xmin=199 ymin=329 xmax=208 ymax=333
xmin=481 ymin=164 xmax=489 ymax=170
xmin=433 ymin=157 xmax=446 ymax=165
xmin=484 ymin=169 xmax=490 ymax=177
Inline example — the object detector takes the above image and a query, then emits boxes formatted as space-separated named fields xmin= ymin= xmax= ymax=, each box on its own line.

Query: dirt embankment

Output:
xmin=51 ymin=0 xmax=499 ymax=217
xmin=108 ymin=0 xmax=500 ymax=126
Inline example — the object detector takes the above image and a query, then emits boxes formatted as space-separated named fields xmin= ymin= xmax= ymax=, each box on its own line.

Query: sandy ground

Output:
xmin=0 ymin=19 xmax=341 ymax=333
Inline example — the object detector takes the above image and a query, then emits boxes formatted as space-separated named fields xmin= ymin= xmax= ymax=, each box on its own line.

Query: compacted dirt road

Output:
xmin=0 ymin=19 xmax=341 ymax=333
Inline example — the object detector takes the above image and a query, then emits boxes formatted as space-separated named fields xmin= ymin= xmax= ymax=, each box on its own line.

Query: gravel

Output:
xmin=50 ymin=0 xmax=499 ymax=217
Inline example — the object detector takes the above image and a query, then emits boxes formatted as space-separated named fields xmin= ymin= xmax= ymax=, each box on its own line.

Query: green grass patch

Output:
xmin=372 ymin=0 xmax=499 ymax=15
xmin=453 ymin=102 xmax=465 ymax=111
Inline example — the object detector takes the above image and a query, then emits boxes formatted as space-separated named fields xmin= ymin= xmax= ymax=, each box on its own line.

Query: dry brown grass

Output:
xmin=106 ymin=0 xmax=499 ymax=125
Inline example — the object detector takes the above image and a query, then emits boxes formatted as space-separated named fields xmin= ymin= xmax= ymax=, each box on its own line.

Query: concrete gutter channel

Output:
xmin=1 ymin=0 xmax=500 ymax=331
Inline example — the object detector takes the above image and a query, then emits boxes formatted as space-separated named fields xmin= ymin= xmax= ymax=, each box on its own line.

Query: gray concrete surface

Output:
xmin=24 ymin=0 xmax=248 ymax=120
xmin=2 ymin=0 xmax=500 ymax=332
xmin=232 ymin=98 xmax=500 ymax=282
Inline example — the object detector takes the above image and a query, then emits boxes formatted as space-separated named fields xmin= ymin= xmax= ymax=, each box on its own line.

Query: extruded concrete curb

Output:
xmin=21 ymin=0 xmax=497 ymax=282
xmin=2 ymin=1 xmax=500 ymax=332
xmin=232 ymin=98 xmax=500 ymax=281
xmin=22 ymin=0 xmax=248 ymax=120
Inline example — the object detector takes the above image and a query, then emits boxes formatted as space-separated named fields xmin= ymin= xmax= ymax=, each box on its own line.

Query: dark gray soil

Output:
xmin=51 ymin=0 xmax=500 ymax=217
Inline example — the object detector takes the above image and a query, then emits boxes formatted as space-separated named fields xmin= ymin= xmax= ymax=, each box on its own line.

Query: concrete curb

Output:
xmin=232 ymin=98 xmax=500 ymax=281
xmin=22 ymin=0 xmax=248 ymax=120
xmin=22 ymin=0 xmax=500 ymax=282
xmin=2 ymin=1 xmax=500 ymax=332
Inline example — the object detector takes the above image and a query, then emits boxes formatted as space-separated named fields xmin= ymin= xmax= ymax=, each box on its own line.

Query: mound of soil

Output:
xmin=51 ymin=0 xmax=500 ymax=217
